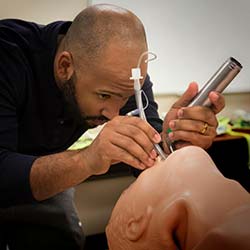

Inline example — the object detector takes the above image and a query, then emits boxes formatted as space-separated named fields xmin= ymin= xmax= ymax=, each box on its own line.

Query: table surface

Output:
xmin=214 ymin=134 xmax=245 ymax=142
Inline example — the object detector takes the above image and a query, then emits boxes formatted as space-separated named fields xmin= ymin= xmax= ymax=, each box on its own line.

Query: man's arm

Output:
xmin=31 ymin=115 xmax=162 ymax=201
xmin=30 ymin=149 xmax=91 ymax=201
xmin=0 ymin=53 xmax=90 ymax=205
xmin=1 ymin=64 xmax=161 ymax=206
xmin=2 ymin=115 xmax=161 ymax=204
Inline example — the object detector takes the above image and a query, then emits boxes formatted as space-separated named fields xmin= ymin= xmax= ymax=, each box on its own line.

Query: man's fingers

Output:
xmin=175 ymin=106 xmax=218 ymax=128
xmin=109 ymin=116 xmax=161 ymax=144
xmin=111 ymin=132 xmax=156 ymax=167
xmin=208 ymin=91 xmax=225 ymax=114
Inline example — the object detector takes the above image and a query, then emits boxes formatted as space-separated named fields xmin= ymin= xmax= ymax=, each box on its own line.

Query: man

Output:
xmin=0 ymin=3 xmax=224 ymax=249
xmin=106 ymin=146 xmax=250 ymax=250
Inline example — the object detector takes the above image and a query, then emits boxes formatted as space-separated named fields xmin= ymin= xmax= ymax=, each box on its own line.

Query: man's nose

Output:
xmin=101 ymin=106 xmax=121 ymax=120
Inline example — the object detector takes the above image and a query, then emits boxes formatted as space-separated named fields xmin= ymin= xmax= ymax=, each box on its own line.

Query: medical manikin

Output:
xmin=106 ymin=146 xmax=250 ymax=250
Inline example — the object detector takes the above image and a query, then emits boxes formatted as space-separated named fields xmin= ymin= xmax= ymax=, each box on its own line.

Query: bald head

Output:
xmin=63 ymin=4 xmax=147 ymax=69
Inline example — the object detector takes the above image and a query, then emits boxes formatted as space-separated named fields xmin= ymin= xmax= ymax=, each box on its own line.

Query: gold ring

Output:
xmin=200 ymin=122 xmax=208 ymax=135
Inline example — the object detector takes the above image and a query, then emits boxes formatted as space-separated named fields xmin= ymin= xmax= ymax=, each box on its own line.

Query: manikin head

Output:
xmin=53 ymin=4 xmax=148 ymax=128
xmin=106 ymin=146 xmax=250 ymax=250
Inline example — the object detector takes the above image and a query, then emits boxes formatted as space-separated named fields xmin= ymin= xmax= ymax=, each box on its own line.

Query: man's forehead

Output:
xmin=101 ymin=59 xmax=147 ymax=81
xmin=96 ymin=75 xmax=146 ymax=99
xmin=99 ymin=40 xmax=148 ymax=73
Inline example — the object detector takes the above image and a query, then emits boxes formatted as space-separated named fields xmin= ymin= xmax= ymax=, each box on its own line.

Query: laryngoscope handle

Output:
xmin=188 ymin=57 xmax=242 ymax=107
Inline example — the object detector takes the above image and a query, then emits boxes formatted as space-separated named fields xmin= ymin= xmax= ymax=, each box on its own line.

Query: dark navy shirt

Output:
xmin=0 ymin=19 xmax=162 ymax=207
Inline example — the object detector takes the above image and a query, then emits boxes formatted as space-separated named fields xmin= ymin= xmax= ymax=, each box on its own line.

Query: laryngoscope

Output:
xmin=167 ymin=57 xmax=242 ymax=152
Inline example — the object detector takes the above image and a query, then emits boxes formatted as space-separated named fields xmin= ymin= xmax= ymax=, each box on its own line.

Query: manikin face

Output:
xmin=61 ymin=42 xmax=148 ymax=128
xmin=106 ymin=146 xmax=250 ymax=250
xmin=106 ymin=157 xmax=181 ymax=250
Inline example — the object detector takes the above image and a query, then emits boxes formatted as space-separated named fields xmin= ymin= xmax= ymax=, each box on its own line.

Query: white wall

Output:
xmin=155 ymin=93 xmax=250 ymax=119
xmin=0 ymin=0 xmax=88 ymax=23
xmin=90 ymin=0 xmax=250 ymax=95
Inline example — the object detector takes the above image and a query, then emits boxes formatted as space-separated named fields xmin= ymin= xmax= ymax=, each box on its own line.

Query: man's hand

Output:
xmin=162 ymin=82 xmax=225 ymax=154
xmin=81 ymin=116 xmax=161 ymax=175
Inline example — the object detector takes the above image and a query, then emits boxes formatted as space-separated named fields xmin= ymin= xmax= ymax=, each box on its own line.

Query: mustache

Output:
xmin=83 ymin=116 xmax=110 ymax=122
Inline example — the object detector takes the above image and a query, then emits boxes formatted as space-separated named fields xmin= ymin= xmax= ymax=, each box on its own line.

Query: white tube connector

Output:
xmin=130 ymin=68 xmax=143 ymax=92
xmin=129 ymin=68 xmax=143 ymax=80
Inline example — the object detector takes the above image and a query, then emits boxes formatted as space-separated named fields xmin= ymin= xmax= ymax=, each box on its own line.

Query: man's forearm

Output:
xmin=30 ymin=149 xmax=91 ymax=201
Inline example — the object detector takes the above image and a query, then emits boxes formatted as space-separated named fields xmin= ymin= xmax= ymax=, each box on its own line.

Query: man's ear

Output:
xmin=56 ymin=51 xmax=74 ymax=81
xmin=125 ymin=206 xmax=152 ymax=241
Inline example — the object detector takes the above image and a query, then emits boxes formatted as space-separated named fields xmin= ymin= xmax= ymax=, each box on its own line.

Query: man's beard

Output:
xmin=60 ymin=75 xmax=109 ymax=128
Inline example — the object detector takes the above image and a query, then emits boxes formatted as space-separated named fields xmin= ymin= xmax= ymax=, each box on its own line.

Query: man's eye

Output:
xmin=98 ymin=94 xmax=110 ymax=100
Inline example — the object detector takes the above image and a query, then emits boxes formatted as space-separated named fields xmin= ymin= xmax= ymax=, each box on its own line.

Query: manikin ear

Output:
xmin=56 ymin=51 xmax=74 ymax=81
xmin=125 ymin=205 xmax=153 ymax=241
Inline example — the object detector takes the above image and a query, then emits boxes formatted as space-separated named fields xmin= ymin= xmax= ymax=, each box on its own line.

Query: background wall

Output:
xmin=155 ymin=93 xmax=250 ymax=119
xmin=0 ymin=0 xmax=88 ymax=23
xmin=90 ymin=0 xmax=250 ymax=95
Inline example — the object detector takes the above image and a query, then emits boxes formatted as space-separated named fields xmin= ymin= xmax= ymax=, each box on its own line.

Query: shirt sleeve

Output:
xmin=0 ymin=44 xmax=37 ymax=207
xmin=120 ymin=74 xmax=163 ymax=133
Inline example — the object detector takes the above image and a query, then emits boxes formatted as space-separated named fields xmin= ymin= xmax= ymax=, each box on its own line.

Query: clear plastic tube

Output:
xmin=131 ymin=52 xmax=167 ymax=160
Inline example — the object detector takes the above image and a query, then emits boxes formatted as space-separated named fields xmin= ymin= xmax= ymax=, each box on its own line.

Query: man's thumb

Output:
xmin=173 ymin=82 xmax=199 ymax=108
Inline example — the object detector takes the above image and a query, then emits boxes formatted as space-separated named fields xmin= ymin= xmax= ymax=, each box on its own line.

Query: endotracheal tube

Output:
xmin=129 ymin=51 xmax=167 ymax=160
